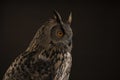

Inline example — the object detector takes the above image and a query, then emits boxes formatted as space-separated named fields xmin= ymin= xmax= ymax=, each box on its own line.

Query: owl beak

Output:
xmin=68 ymin=39 xmax=72 ymax=47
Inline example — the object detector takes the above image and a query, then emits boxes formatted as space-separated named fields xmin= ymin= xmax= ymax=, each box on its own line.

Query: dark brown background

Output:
xmin=0 ymin=0 xmax=119 ymax=80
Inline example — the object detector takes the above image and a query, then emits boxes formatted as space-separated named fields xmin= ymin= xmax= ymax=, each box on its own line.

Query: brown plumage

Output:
xmin=3 ymin=11 xmax=73 ymax=80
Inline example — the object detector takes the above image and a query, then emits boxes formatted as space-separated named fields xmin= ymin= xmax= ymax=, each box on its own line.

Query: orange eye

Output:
xmin=57 ymin=31 xmax=63 ymax=37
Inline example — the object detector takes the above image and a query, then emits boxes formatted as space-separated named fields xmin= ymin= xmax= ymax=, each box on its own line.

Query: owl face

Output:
xmin=44 ymin=11 xmax=73 ymax=51
xmin=50 ymin=23 xmax=72 ymax=47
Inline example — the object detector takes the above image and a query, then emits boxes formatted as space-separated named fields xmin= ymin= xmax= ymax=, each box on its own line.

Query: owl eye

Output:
xmin=57 ymin=31 xmax=63 ymax=37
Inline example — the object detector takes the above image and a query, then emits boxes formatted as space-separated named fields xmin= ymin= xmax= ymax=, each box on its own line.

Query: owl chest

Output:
xmin=54 ymin=52 xmax=72 ymax=80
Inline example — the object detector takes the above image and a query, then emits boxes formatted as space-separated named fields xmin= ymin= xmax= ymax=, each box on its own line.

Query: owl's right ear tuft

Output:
xmin=67 ymin=12 xmax=72 ymax=25
xmin=53 ymin=10 xmax=63 ymax=24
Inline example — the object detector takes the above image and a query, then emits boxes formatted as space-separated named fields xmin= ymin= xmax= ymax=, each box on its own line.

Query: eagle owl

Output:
xmin=3 ymin=11 xmax=73 ymax=80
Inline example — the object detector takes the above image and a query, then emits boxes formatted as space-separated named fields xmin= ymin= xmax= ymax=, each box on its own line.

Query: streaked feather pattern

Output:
xmin=3 ymin=11 xmax=73 ymax=80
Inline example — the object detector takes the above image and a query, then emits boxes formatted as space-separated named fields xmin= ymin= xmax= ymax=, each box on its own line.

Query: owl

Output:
xmin=3 ymin=11 xmax=73 ymax=80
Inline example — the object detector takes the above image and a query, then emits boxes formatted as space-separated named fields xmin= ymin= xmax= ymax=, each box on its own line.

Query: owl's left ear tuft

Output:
xmin=53 ymin=10 xmax=63 ymax=24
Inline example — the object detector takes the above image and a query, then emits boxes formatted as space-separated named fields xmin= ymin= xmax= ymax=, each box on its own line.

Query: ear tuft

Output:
xmin=67 ymin=12 xmax=72 ymax=25
xmin=53 ymin=10 xmax=63 ymax=24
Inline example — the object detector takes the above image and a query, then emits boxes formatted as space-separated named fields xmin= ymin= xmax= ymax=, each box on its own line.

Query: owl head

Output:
xmin=27 ymin=11 xmax=73 ymax=52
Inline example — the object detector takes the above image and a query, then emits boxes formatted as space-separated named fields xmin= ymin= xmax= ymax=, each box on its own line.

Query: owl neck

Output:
xmin=26 ymin=37 xmax=72 ymax=53
xmin=38 ymin=45 xmax=69 ymax=61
